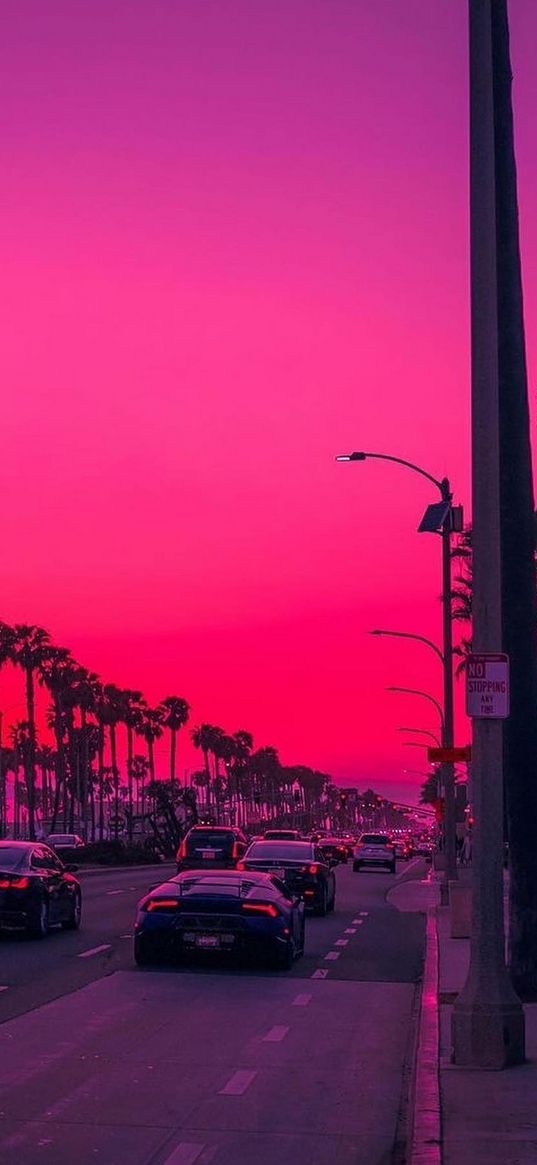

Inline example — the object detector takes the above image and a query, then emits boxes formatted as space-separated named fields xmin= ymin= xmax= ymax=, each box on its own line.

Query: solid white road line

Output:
xmin=263 ymin=1025 xmax=289 ymax=1043
xmin=163 ymin=1143 xmax=207 ymax=1165
xmin=78 ymin=944 xmax=111 ymax=959
xmin=292 ymin=993 xmax=312 ymax=1006
xmin=107 ymin=890 xmax=125 ymax=896
xmin=324 ymin=951 xmax=340 ymax=961
xmin=335 ymin=938 xmax=348 ymax=947
xmin=311 ymin=968 xmax=328 ymax=979
xmin=220 ymin=1070 xmax=257 ymax=1096
xmin=395 ymin=857 xmax=422 ymax=882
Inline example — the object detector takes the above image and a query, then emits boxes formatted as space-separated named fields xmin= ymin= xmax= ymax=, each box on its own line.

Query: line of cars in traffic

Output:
xmin=0 ymin=824 xmax=433 ymax=973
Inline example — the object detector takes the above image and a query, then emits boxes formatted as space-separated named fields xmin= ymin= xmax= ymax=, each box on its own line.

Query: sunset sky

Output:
xmin=1 ymin=1 xmax=536 ymax=803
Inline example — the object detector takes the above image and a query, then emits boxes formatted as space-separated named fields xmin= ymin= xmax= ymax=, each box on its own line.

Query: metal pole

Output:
xmin=452 ymin=0 xmax=524 ymax=1067
xmin=441 ymin=483 xmax=458 ymax=897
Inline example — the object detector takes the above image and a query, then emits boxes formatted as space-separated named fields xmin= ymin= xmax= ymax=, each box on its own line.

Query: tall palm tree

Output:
xmin=120 ymin=690 xmax=146 ymax=840
xmin=160 ymin=696 xmax=190 ymax=789
xmin=6 ymin=625 xmax=54 ymax=838
xmin=138 ymin=705 xmax=164 ymax=784
xmin=101 ymin=684 xmax=125 ymax=841
xmin=191 ymin=724 xmax=216 ymax=810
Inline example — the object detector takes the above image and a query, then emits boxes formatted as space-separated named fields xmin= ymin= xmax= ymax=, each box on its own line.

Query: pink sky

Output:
xmin=1 ymin=1 xmax=536 ymax=803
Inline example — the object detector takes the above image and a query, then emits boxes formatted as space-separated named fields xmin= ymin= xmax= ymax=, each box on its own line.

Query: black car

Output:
xmin=238 ymin=840 xmax=336 ymax=915
xmin=316 ymin=837 xmax=348 ymax=865
xmin=0 ymin=841 xmax=81 ymax=938
xmin=176 ymin=826 xmax=248 ymax=872
xmin=134 ymin=868 xmax=305 ymax=970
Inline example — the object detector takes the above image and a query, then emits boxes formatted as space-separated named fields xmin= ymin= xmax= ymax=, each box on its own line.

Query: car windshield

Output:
xmin=264 ymin=831 xmax=298 ymax=840
xmin=0 ymin=846 xmax=28 ymax=870
xmin=360 ymin=834 xmax=391 ymax=845
xmin=247 ymin=842 xmax=313 ymax=860
xmin=48 ymin=836 xmax=74 ymax=844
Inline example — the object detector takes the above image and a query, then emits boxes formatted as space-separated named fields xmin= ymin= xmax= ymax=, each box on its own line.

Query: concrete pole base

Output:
xmin=451 ymin=996 xmax=525 ymax=1068
xmin=440 ymin=879 xmax=449 ymax=906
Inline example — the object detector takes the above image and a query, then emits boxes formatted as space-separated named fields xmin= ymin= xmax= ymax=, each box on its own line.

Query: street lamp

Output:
xmin=337 ymin=450 xmax=459 ymax=891
xmin=370 ymin=628 xmax=444 ymax=665
xmin=397 ymin=727 xmax=442 ymax=747
xmin=386 ymin=686 xmax=445 ymax=734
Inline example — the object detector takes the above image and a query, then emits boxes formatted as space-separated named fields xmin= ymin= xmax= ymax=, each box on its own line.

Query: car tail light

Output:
xmin=308 ymin=864 xmax=320 ymax=875
xmin=236 ymin=860 xmax=246 ymax=871
xmin=0 ymin=875 xmax=29 ymax=890
xmin=241 ymin=902 xmax=279 ymax=918
xmin=145 ymin=897 xmax=181 ymax=913
xmin=176 ymin=840 xmax=187 ymax=860
xmin=232 ymin=841 xmax=242 ymax=860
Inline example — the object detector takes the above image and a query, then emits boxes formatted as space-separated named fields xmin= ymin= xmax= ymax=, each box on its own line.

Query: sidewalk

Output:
xmin=389 ymin=871 xmax=537 ymax=1164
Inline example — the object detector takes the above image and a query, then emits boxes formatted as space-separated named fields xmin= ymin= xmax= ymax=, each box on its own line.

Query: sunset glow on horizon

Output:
xmin=2 ymin=0 xmax=537 ymax=803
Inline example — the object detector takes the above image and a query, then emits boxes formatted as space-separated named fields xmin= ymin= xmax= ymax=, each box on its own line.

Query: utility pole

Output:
xmin=451 ymin=0 xmax=524 ymax=1067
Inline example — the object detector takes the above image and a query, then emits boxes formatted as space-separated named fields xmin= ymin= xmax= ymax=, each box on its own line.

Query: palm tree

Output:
xmin=101 ymin=684 xmax=125 ymax=841
xmin=191 ymin=724 xmax=216 ymax=811
xmin=120 ymin=690 xmax=146 ymax=839
xmin=5 ymin=625 xmax=55 ymax=838
xmin=138 ymin=705 xmax=164 ymax=784
xmin=160 ymin=696 xmax=190 ymax=788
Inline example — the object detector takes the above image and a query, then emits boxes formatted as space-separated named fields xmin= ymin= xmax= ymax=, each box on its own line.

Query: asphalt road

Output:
xmin=0 ymin=858 xmax=427 ymax=1165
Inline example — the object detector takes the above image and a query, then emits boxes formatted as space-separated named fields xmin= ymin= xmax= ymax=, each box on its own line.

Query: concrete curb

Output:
xmin=409 ymin=906 xmax=442 ymax=1165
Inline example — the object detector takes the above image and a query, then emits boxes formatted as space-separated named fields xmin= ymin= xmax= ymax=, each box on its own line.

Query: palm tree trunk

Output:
xmin=111 ymin=724 xmax=119 ymax=842
xmin=127 ymin=724 xmax=134 ymax=842
xmin=148 ymin=737 xmax=155 ymax=783
xmin=98 ymin=724 xmax=105 ymax=840
xmin=24 ymin=667 xmax=37 ymax=839
xmin=170 ymin=728 xmax=176 ymax=789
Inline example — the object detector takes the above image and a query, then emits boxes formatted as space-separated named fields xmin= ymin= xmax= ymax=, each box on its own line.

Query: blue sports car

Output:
xmin=134 ymin=868 xmax=305 ymax=970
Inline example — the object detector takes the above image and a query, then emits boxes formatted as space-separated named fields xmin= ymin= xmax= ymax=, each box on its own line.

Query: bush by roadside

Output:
xmin=57 ymin=840 xmax=165 ymax=866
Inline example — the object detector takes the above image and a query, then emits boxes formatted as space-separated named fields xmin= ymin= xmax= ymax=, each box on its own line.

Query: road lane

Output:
xmin=0 ymin=859 xmax=426 ymax=1164
xmin=0 ymin=859 xmax=425 ymax=1021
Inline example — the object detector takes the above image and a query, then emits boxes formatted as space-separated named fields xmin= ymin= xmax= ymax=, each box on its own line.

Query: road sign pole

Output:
xmin=441 ymin=498 xmax=458 ymax=901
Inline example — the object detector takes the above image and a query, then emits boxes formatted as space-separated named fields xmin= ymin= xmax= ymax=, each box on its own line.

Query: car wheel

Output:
xmin=314 ymin=886 xmax=328 ymax=917
xmin=28 ymin=899 xmax=49 ymax=940
xmin=353 ymin=861 xmax=361 ymax=873
xmin=327 ymin=887 xmax=335 ymax=913
xmin=298 ymin=919 xmax=306 ymax=957
xmin=62 ymin=892 xmax=82 ymax=931
xmin=134 ymin=935 xmax=156 ymax=967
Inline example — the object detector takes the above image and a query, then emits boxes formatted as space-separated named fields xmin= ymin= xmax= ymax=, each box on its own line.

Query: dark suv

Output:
xmin=176 ymin=826 xmax=248 ymax=872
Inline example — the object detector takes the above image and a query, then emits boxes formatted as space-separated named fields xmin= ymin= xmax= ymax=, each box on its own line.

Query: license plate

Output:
xmin=201 ymin=850 xmax=216 ymax=859
xmin=195 ymin=934 xmax=221 ymax=949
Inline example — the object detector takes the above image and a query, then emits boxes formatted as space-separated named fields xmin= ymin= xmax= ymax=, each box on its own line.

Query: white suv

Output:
xmin=353 ymin=833 xmax=396 ymax=874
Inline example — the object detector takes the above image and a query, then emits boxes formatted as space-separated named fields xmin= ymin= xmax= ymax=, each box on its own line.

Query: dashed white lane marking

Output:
xmin=359 ymin=911 xmax=369 ymax=916
xmin=120 ymin=934 xmax=132 ymax=939
xmin=324 ymin=951 xmax=341 ymax=961
xmin=220 ymin=1070 xmax=257 ymax=1096
xmin=263 ymin=1025 xmax=289 ymax=1043
xmin=107 ymin=890 xmax=125 ymax=896
xmin=345 ymin=928 xmax=357 ymax=935
xmin=163 ymin=1143 xmax=207 ymax=1165
xmin=0 ymin=986 xmax=9 ymax=993
xmin=352 ymin=918 xmax=361 ymax=924
xmin=335 ymin=939 xmax=348 ymax=947
xmin=311 ymin=968 xmax=328 ymax=979
xmin=293 ymin=993 xmax=312 ymax=1006
xmin=78 ymin=944 xmax=111 ymax=959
